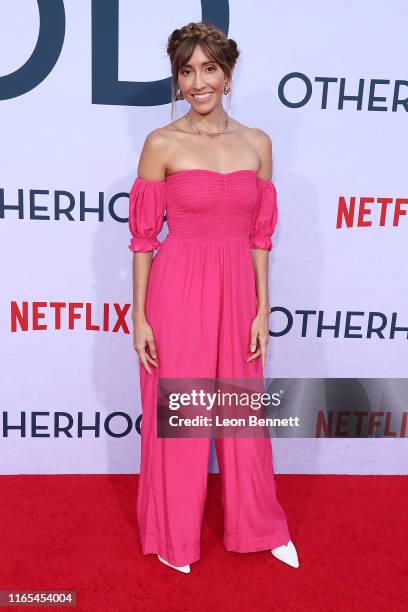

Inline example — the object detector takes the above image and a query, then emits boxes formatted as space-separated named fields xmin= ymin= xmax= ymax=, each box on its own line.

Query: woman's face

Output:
xmin=177 ymin=44 xmax=227 ymax=113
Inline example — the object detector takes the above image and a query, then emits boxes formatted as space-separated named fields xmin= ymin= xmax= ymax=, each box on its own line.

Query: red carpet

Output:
xmin=0 ymin=474 xmax=406 ymax=611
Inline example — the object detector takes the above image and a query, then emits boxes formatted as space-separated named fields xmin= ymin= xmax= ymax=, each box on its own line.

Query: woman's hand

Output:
xmin=132 ymin=311 xmax=159 ymax=375
xmin=246 ymin=307 xmax=271 ymax=369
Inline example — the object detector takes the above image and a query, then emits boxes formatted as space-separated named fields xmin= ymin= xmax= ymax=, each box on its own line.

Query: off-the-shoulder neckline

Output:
xmin=135 ymin=169 xmax=273 ymax=183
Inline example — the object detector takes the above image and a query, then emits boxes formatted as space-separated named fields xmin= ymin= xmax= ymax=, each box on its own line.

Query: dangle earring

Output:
xmin=223 ymin=81 xmax=231 ymax=95
xmin=175 ymin=84 xmax=184 ymax=100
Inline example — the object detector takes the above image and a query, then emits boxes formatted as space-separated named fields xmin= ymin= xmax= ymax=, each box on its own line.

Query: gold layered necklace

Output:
xmin=185 ymin=110 xmax=230 ymax=137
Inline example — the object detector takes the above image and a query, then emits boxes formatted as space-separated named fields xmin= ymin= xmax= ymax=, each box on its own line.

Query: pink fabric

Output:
xmin=128 ymin=169 xmax=278 ymax=252
xmin=128 ymin=169 xmax=290 ymax=566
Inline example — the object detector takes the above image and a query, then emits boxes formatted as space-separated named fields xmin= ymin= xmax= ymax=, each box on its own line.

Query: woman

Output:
xmin=128 ymin=21 xmax=299 ymax=573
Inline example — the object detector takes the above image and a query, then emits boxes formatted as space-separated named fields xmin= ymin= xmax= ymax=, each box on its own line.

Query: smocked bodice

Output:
xmin=127 ymin=168 xmax=278 ymax=252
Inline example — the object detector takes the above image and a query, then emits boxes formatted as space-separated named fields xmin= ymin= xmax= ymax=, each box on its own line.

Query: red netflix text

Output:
xmin=316 ymin=410 xmax=408 ymax=437
xmin=336 ymin=196 xmax=408 ymax=228
xmin=10 ymin=301 xmax=131 ymax=333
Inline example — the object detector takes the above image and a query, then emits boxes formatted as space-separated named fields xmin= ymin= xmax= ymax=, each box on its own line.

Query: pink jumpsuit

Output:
xmin=128 ymin=168 xmax=291 ymax=566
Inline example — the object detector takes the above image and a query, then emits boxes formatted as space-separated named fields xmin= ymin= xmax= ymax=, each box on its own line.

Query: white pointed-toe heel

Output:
xmin=157 ymin=554 xmax=191 ymax=574
xmin=271 ymin=540 xmax=299 ymax=568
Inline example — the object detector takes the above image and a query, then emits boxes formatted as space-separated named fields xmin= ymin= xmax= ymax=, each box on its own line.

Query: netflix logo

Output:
xmin=316 ymin=410 xmax=408 ymax=438
xmin=10 ymin=301 xmax=131 ymax=333
xmin=336 ymin=195 xmax=408 ymax=228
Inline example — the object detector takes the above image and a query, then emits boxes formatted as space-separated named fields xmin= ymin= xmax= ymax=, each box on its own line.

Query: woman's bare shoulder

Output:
xmin=245 ymin=125 xmax=272 ymax=148
xmin=143 ymin=121 xmax=184 ymax=151
xmin=227 ymin=117 xmax=271 ymax=137
xmin=138 ymin=120 xmax=195 ymax=178
xmin=227 ymin=121 xmax=272 ymax=178
xmin=137 ymin=127 xmax=174 ymax=180
xmin=142 ymin=126 xmax=171 ymax=149
xmin=242 ymin=126 xmax=273 ymax=180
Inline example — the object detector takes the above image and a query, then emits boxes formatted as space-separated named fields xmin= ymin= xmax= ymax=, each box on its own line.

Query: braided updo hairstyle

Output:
xmin=166 ymin=21 xmax=240 ymax=123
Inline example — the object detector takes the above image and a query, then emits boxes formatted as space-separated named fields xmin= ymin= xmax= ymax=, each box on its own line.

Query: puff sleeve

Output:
xmin=128 ymin=176 xmax=167 ymax=252
xmin=249 ymin=178 xmax=278 ymax=251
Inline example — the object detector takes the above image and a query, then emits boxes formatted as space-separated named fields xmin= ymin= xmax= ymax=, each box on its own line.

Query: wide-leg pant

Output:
xmin=135 ymin=240 xmax=291 ymax=566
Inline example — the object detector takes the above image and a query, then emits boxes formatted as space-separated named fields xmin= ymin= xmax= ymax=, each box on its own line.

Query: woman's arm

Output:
xmin=247 ymin=130 xmax=274 ymax=367
xmin=131 ymin=130 xmax=167 ymax=374
xmin=131 ymin=130 xmax=166 ymax=318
